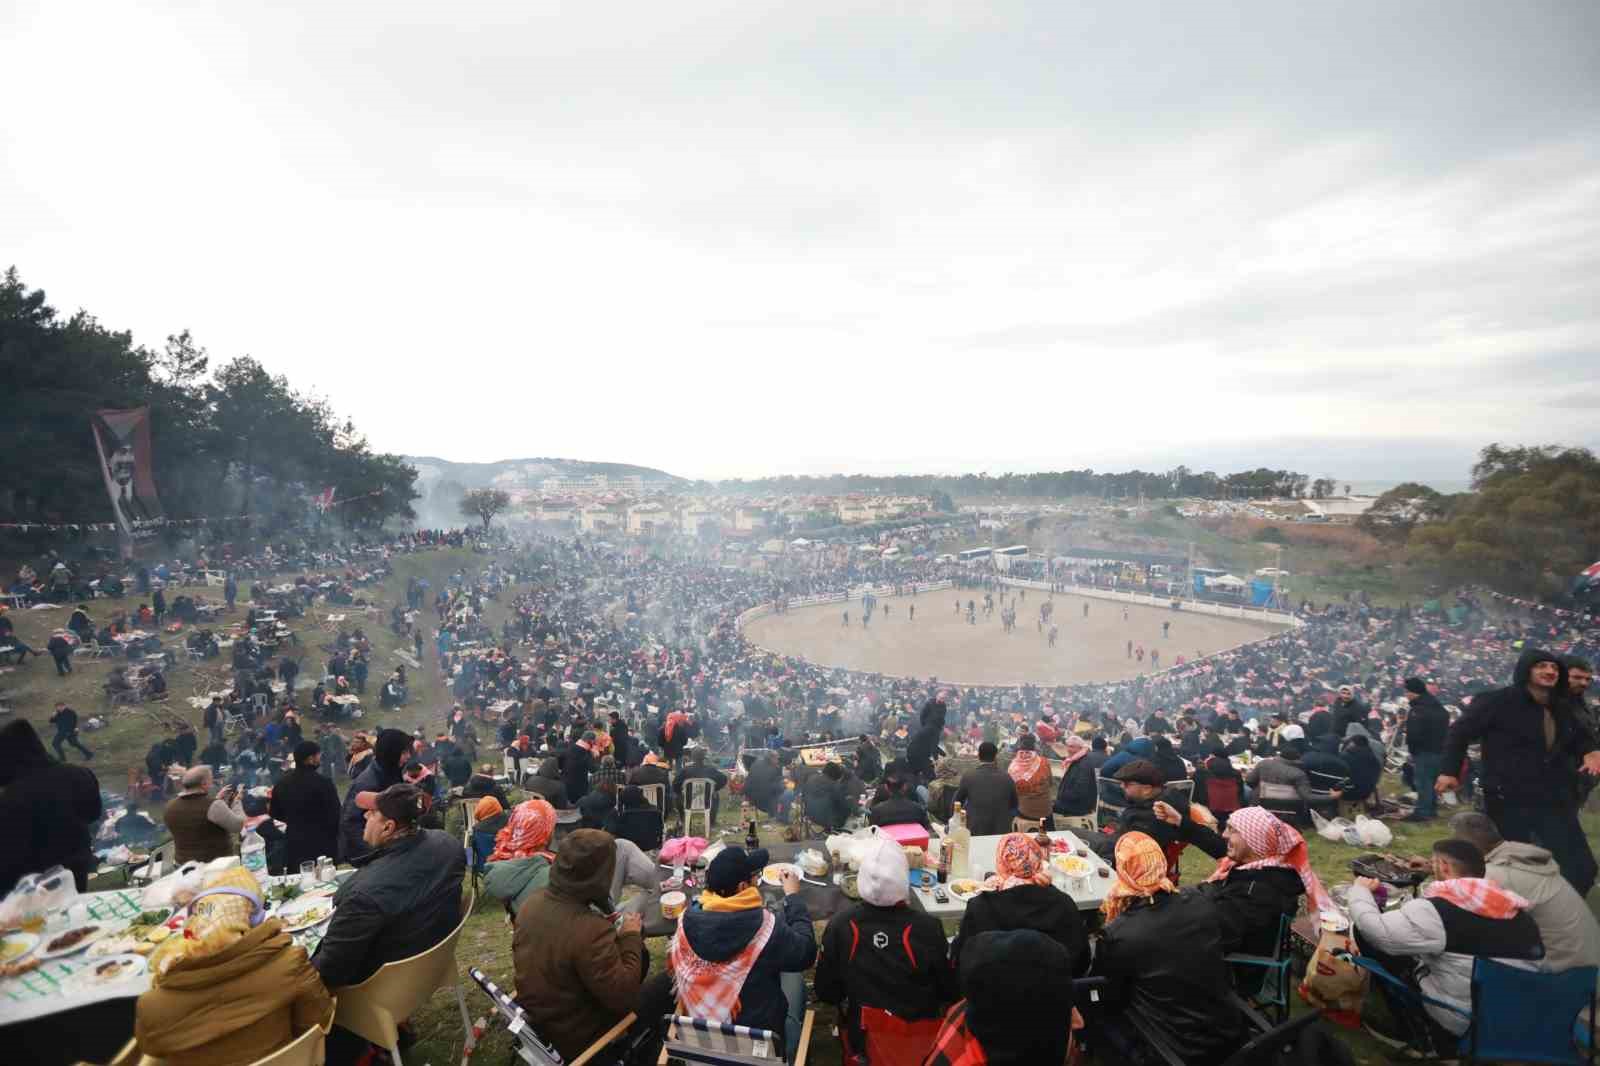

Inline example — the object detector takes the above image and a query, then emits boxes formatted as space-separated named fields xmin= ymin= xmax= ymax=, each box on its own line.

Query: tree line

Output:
xmin=704 ymin=467 xmax=1341 ymax=501
xmin=0 ymin=267 xmax=418 ymax=543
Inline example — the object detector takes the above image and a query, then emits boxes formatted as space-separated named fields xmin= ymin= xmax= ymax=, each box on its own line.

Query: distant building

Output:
xmin=1301 ymin=497 xmax=1377 ymax=524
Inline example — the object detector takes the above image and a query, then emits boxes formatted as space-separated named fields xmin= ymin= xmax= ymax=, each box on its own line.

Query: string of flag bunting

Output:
xmin=0 ymin=491 xmax=385 ymax=533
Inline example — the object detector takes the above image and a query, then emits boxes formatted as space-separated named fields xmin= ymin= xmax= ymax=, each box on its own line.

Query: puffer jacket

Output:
xmin=676 ymin=891 xmax=817 ymax=1053
xmin=1192 ymin=865 xmax=1304 ymax=956
xmin=1487 ymin=840 xmax=1600 ymax=972
xmin=484 ymin=853 xmax=552 ymax=915
xmin=137 ymin=920 xmax=332 ymax=1066
xmin=513 ymin=830 xmax=644 ymax=1061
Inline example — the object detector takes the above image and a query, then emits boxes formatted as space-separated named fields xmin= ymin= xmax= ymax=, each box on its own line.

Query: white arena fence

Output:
xmin=996 ymin=576 xmax=1303 ymax=628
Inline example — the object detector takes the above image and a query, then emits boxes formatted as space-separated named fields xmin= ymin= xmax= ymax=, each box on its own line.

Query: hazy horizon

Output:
xmin=5 ymin=2 xmax=1597 ymax=480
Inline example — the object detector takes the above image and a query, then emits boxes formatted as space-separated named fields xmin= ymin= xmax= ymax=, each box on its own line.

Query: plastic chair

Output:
xmin=1162 ymin=779 xmax=1196 ymax=810
xmin=1225 ymin=914 xmax=1295 ymax=1025
xmin=657 ymin=1011 xmax=814 ymax=1066
xmin=637 ymin=782 xmax=668 ymax=813
xmin=503 ymin=753 xmax=525 ymax=786
xmin=1094 ymin=771 xmax=1128 ymax=824
xmin=332 ymin=909 xmax=473 ymax=1066
xmin=468 ymin=966 xmax=635 ymax=1066
xmin=130 ymin=839 xmax=177 ymax=885
xmin=252 ymin=692 xmax=272 ymax=717
xmin=1012 ymin=816 xmax=1044 ymax=834
xmin=681 ymin=778 xmax=715 ymax=839
xmin=1256 ymin=782 xmax=1304 ymax=825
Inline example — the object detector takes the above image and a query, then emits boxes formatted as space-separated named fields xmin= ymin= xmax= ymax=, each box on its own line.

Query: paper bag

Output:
xmin=1299 ymin=926 xmax=1367 ymax=1014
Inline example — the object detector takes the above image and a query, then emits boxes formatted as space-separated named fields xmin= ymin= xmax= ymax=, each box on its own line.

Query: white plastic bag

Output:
xmin=1355 ymin=814 xmax=1393 ymax=848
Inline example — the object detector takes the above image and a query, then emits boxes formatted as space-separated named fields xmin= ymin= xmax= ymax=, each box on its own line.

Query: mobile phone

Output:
xmin=932 ymin=888 xmax=949 ymax=903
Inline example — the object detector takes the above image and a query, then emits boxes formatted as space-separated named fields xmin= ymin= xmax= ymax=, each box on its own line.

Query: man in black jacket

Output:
xmin=1437 ymin=648 xmax=1600 ymax=896
xmin=854 ymin=734 xmax=882 ymax=784
xmin=1401 ymin=677 xmax=1450 ymax=821
xmin=802 ymin=761 xmax=851 ymax=831
xmin=271 ymin=741 xmax=341 ymax=871
xmin=868 ymin=766 xmax=932 ymax=829
xmin=954 ymin=742 xmax=1018 ymax=836
xmin=1093 ymin=760 xmax=1226 ymax=868
xmin=0 ymin=721 xmax=102 ymax=894
xmin=337 ymin=728 xmax=411 ymax=861
xmin=673 ymin=747 xmax=729 ymax=824
xmin=905 ymin=698 xmax=946 ymax=782
xmin=48 ymin=702 xmax=93 ymax=761
xmin=1190 ymin=806 xmax=1323 ymax=957
xmin=1331 ymin=685 xmax=1371 ymax=738
xmin=315 ymin=783 xmax=464 ymax=1065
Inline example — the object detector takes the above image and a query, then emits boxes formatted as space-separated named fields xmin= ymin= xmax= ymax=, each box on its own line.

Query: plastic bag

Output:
xmin=659 ymin=837 xmax=708 ymax=865
xmin=1312 ymin=810 xmax=1356 ymax=844
xmin=1355 ymin=814 xmax=1393 ymax=848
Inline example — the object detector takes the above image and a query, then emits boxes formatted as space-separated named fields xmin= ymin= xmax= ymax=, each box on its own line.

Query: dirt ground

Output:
xmin=744 ymin=588 xmax=1286 ymax=686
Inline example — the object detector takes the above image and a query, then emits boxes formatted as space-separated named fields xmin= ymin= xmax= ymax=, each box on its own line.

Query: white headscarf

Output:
xmin=857 ymin=834 xmax=910 ymax=907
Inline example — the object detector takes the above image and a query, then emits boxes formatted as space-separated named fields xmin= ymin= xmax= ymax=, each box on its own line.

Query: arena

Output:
xmin=742 ymin=587 xmax=1290 ymax=686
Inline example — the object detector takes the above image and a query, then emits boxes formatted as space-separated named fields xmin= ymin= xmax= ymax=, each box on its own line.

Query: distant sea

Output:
xmin=1340 ymin=479 xmax=1472 ymax=497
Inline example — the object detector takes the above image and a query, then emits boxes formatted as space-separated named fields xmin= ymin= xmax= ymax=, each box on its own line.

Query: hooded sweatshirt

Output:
xmin=1486 ymin=839 xmax=1600 ymax=972
xmin=337 ymin=728 xmax=410 ymax=861
xmin=1099 ymin=736 xmax=1154 ymax=780
xmin=957 ymin=930 xmax=1078 ymax=1066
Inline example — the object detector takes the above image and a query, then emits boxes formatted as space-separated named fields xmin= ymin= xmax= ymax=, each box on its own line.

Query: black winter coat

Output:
xmin=1444 ymin=648 xmax=1597 ymax=807
xmin=950 ymin=884 xmax=1089 ymax=977
xmin=1191 ymin=865 xmax=1304 ymax=956
xmin=1053 ymin=758 xmax=1097 ymax=817
xmin=1094 ymin=892 xmax=1245 ymax=1065
xmin=815 ymin=902 xmax=956 ymax=1050
xmin=0 ymin=762 xmax=102 ymax=895
xmin=1403 ymin=692 xmax=1450 ymax=754
xmin=270 ymin=765 xmax=342 ymax=871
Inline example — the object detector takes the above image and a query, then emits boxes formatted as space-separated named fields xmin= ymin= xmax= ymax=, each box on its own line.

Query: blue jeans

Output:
xmin=781 ymin=970 xmax=807 ymax=1061
xmin=1412 ymin=752 xmax=1442 ymax=818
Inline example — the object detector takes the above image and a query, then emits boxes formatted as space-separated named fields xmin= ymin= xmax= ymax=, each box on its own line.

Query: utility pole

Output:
xmin=1186 ymin=541 xmax=1195 ymax=602
xmin=1272 ymin=543 xmax=1283 ymax=609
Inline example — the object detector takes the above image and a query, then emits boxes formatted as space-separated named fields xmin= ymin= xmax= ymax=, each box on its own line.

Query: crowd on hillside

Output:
xmin=3 ymin=533 xmax=1599 ymax=1066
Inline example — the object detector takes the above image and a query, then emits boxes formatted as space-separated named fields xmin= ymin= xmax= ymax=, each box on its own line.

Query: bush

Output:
xmin=1253 ymin=526 xmax=1288 ymax=543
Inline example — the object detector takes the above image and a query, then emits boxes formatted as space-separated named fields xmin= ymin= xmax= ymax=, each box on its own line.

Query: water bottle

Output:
xmin=241 ymin=828 xmax=267 ymax=877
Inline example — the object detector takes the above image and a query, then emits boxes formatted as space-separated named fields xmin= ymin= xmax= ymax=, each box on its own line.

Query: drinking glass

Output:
xmin=299 ymin=861 xmax=317 ymax=891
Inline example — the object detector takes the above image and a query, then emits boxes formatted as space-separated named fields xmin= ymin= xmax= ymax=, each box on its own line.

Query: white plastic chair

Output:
xmin=681 ymin=778 xmax=715 ymax=839
xmin=637 ymin=782 xmax=668 ymax=813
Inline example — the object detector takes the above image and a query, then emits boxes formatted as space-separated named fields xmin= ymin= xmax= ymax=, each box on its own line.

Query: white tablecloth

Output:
xmin=911 ymin=830 xmax=1113 ymax=917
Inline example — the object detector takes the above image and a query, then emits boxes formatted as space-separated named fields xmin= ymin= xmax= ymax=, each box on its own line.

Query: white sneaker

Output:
xmin=1442 ymin=791 xmax=1460 ymax=806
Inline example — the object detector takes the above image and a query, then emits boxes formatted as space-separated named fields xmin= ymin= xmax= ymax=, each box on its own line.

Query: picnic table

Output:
xmin=633 ymin=842 xmax=850 ymax=939
xmin=910 ymin=830 xmax=1114 ymax=918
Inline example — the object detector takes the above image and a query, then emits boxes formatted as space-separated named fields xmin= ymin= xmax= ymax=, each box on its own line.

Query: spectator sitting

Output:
xmin=1192 ymin=806 xmax=1333 ymax=957
xmin=626 ymin=751 xmax=673 ymax=814
xmin=524 ymin=756 xmax=570 ymax=809
xmin=314 ymin=783 xmax=465 ymax=1065
xmin=1341 ymin=735 xmax=1383 ymax=808
xmin=1245 ymin=743 xmax=1337 ymax=810
xmin=673 ymin=747 xmax=729 ymax=824
xmin=954 ymin=742 xmax=1019 ymax=837
xmin=868 ymin=765 xmax=931 ymax=830
xmin=925 ymin=930 xmax=1083 ymax=1066
xmin=1450 ymin=811 xmax=1600 ymax=972
xmin=134 ymin=865 xmax=332 ymax=1066
xmin=441 ymin=742 xmax=473 ymax=789
xmin=815 ymin=833 xmax=956 ymax=1058
xmin=1192 ymin=745 xmax=1248 ymax=826
xmin=1090 ymin=831 xmax=1245 ymax=1065
xmin=612 ymin=786 xmax=664 ymax=852
xmin=1051 ymin=735 xmax=1098 ymax=828
xmin=743 ymin=750 xmax=785 ymax=818
xmin=1350 ymin=837 xmax=1544 ymax=1056
xmin=484 ymin=798 xmax=558 ymax=915
xmin=462 ymin=763 xmax=512 ymax=809
xmin=662 ymin=846 xmax=817 ymax=1058
xmin=1007 ymin=734 xmax=1054 ymax=823
xmin=949 ymin=831 xmax=1089 ymax=975
xmin=801 ymin=761 xmax=850 ymax=831
xmin=513 ymin=829 xmax=647 ymax=1062
xmin=1093 ymin=759 xmax=1226 ymax=867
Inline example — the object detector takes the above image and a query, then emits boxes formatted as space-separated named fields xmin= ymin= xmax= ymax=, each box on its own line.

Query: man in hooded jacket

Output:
xmin=0 ymin=720 xmax=102 ymax=894
xmin=337 ymin=728 xmax=410 ymax=861
xmin=924 ymin=930 xmax=1081 ymax=1066
xmin=1437 ymin=648 xmax=1600 ymax=895
xmin=1400 ymin=677 xmax=1450 ymax=821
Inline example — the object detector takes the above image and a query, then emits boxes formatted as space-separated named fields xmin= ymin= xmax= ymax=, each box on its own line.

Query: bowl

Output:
xmin=660 ymin=892 xmax=687 ymax=920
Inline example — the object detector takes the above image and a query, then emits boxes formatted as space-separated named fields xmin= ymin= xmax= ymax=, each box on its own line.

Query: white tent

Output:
xmin=1208 ymin=574 xmax=1246 ymax=589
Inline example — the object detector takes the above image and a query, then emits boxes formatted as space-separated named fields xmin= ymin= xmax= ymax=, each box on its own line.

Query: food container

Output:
xmin=660 ymin=891 xmax=687 ymax=920
xmin=878 ymin=823 xmax=930 ymax=852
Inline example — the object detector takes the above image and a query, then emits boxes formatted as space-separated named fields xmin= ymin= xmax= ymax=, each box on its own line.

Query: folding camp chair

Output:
xmin=1225 ymin=914 xmax=1295 ymax=1025
xmin=1094 ymin=771 xmax=1128 ymax=825
xmin=1125 ymin=994 xmax=1324 ymax=1066
xmin=468 ymin=966 xmax=635 ymax=1066
xmin=658 ymin=1011 xmax=814 ymax=1066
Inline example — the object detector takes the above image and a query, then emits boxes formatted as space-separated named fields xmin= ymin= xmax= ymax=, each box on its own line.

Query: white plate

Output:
xmin=947 ymin=880 xmax=985 ymax=901
xmin=0 ymin=931 xmax=39 ymax=965
xmin=64 ymin=953 xmax=147 ymax=991
xmin=760 ymin=863 xmax=800 ymax=887
xmin=36 ymin=924 xmax=108 ymax=960
xmin=276 ymin=895 xmax=336 ymax=933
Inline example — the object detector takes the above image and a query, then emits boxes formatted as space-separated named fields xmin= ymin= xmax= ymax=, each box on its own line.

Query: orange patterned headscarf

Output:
xmin=983 ymin=833 xmax=1051 ymax=891
xmin=489 ymin=797 xmax=556 ymax=862
xmin=1101 ymin=831 xmax=1176 ymax=923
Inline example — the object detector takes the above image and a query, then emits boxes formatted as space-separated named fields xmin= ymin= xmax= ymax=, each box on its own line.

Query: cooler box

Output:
xmin=878 ymin=823 xmax=930 ymax=852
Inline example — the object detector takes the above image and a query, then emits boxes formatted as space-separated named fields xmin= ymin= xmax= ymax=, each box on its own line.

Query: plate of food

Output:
xmin=0 ymin=931 xmax=39 ymax=965
xmin=947 ymin=878 xmax=984 ymax=901
xmin=760 ymin=863 xmax=800 ymax=887
xmin=36 ymin=923 xmax=107 ymax=960
xmin=1051 ymin=855 xmax=1093 ymax=878
xmin=64 ymin=954 xmax=147 ymax=991
xmin=277 ymin=896 xmax=335 ymax=933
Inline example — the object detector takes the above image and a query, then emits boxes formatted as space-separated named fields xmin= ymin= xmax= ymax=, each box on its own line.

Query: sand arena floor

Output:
xmin=742 ymin=588 xmax=1287 ymax=687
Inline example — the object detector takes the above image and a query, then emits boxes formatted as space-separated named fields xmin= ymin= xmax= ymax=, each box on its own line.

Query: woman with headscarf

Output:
xmin=949 ymin=833 xmax=1087 ymax=976
xmin=135 ymin=865 xmax=332 ymax=1066
xmin=1008 ymin=733 xmax=1055 ymax=822
xmin=1195 ymin=806 xmax=1333 ymax=956
xmin=0 ymin=720 xmax=102 ymax=895
xmin=483 ymin=797 xmax=558 ymax=915
xmin=1052 ymin=735 xmax=1098 ymax=829
xmin=1091 ymin=832 xmax=1244 ymax=1066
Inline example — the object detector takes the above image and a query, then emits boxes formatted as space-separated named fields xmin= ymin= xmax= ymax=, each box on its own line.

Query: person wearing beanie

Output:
xmin=513 ymin=829 xmax=646 ymax=1062
xmin=663 ymin=845 xmax=817 ymax=1057
xmin=270 ymin=740 xmax=341 ymax=872
xmin=337 ymin=727 xmax=412 ymax=861
xmin=815 ymin=833 xmax=956 ymax=1056
xmin=1399 ymin=677 xmax=1450 ymax=821
xmin=925 ymin=930 xmax=1082 ymax=1066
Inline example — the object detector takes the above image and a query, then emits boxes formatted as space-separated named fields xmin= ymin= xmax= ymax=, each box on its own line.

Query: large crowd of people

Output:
xmin=4 ymin=530 xmax=1599 ymax=1065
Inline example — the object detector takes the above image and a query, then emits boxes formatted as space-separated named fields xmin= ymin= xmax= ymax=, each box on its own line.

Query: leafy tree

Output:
xmin=1357 ymin=482 xmax=1451 ymax=541
xmin=1310 ymin=478 xmax=1337 ymax=500
xmin=460 ymin=488 xmax=511 ymax=529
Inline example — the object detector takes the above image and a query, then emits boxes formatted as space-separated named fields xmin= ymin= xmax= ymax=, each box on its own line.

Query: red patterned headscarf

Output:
xmin=489 ymin=797 xmax=556 ymax=862
xmin=1206 ymin=806 xmax=1333 ymax=912
xmin=983 ymin=833 xmax=1051 ymax=892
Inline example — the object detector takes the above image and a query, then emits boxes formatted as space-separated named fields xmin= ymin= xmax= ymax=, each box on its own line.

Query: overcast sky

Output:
xmin=4 ymin=1 xmax=1597 ymax=482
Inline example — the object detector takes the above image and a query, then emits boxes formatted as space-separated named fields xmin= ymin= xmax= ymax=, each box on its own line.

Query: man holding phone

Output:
xmin=163 ymin=764 xmax=245 ymax=863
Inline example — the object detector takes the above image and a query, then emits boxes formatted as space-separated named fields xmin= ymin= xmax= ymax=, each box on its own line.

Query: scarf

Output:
xmin=1205 ymin=806 xmax=1334 ymax=913
xmin=1059 ymin=735 xmax=1090 ymax=766
xmin=1424 ymin=877 xmax=1530 ymax=920
xmin=489 ymin=798 xmax=556 ymax=862
xmin=1101 ymin=831 xmax=1176 ymax=923
xmin=665 ymin=710 xmax=690 ymax=742
xmin=669 ymin=902 xmax=775 ymax=1023
xmin=983 ymin=833 xmax=1051 ymax=892
xmin=1007 ymin=751 xmax=1050 ymax=794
